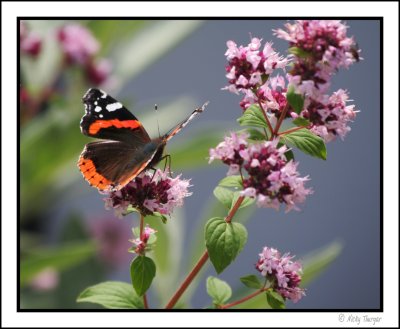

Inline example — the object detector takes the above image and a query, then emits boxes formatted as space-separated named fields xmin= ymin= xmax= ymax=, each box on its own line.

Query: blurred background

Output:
xmin=19 ymin=19 xmax=381 ymax=309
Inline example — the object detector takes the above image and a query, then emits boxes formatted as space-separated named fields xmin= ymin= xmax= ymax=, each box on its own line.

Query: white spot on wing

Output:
xmin=95 ymin=106 xmax=102 ymax=112
xmin=106 ymin=102 xmax=123 ymax=112
xmin=99 ymin=114 xmax=103 ymax=118
xmin=94 ymin=101 xmax=98 ymax=105
xmin=100 ymin=89 xmax=107 ymax=98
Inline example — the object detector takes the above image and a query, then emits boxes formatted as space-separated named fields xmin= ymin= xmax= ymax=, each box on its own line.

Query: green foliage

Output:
xmin=266 ymin=290 xmax=286 ymax=309
xmin=213 ymin=186 xmax=235 ymax=209
xmin=77 ymin=281 xmax=143 ymax=309
xmin=205 ymin=217 xmax=247 ymax=274
xmin=292 ymin=117 xmax=311 ymax=127
xmin=288 ymin=46 xmax=312 ymax=58
xmin=218 ymin=175 xmax=243 ymax=189
xmin=240 ymin=128 xmax=267 ymax=141
xmin=20 ymin=241 xmax=96 ymax=287
xmin=301 ymin=241 xmax=343 ymax=287
xmin=130 ymin=255 xmax=156 ymax=296
xmin=206 ymin=276 xmax=232 ymax=306
xmin=280 ymin=128 xmax=327 ymax=160
xmin=240 ymin=275 xmax=263 ymax=289
xmin=237 ymin=104 xmax=268 ymax=129
xmin=286 ymin=85 xmax=304 ymax=114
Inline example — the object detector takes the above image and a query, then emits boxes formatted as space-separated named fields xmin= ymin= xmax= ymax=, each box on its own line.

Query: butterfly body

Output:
xmin=78 ymin=88 xmax=206 ymax=192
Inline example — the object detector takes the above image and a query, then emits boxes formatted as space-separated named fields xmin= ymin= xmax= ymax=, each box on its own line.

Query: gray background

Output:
xmin=58 ymin=20 xmax=381 ymax=309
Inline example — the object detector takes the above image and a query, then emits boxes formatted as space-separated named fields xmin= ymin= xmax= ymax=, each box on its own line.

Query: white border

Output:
xmin=2 ymin=1 xmax=399 ymax=327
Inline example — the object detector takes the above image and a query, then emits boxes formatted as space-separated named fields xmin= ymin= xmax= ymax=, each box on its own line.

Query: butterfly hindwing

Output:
xmin=78 ymin=140 xmax=159 ymax=191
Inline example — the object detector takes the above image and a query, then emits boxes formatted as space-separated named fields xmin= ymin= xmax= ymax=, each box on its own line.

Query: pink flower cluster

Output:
xmin=130 ymin=225 xmax=157 ymax=255
xmin=57 ymin=24 xmax=111 ymax=85
xmin=302 ymin=89 xmax=358 ymax=142
xmin=224 ymin=38 xmax=290 ymax=95
xmin=104 ymin=169 xmax=192 ymax=217
xmin=274 ymin=20 xmax=360 ymax=96
xmin=209 ymin=133 xmax=312 ymax=212
xmin=20 ymin=21 xmax=42 ymax=57
xmin=257 ymin=246 xmax=305 ymax=303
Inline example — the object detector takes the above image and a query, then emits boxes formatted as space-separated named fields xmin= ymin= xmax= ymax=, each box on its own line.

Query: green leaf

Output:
xmin=292 ymin=117 xmax=310 ymax=127
xmin=20 ymin=242 xmax=96 ymax=286
xmin=231 ymin=192 xmax=255 ymax=211
xmin=240 ymin=275 xmax=263 ymax=289
xmin=301 ymin=241 xmax=343 ymax=287
xmin=266 ymin=290 xmax=286 ymax=309
xmin=281 ymin=128 xmax=327 ymax=160
xmin=218 ymin=176 xmax=243 ymax=189
xmin=213 ymin=186 xmax=234 ymax=209
xmin=130 ymin=256 xmax=156 ymax=296
xmin=286 ymin=85 xmax=304 ymax=114
xmin=239 ymin=128 xmax=266 ymax=141
xmin=77 ymin=281 xmax=143 ymax=309
xmin=237 ymin=104 xmax=268 ymax=129
xmin=206 ymin=276 xmax=232 ymax=305
xmin=151 ymin=211 xmax=168 ymax=224
xmin=288 ymin=46 xmax=312 ymax=58
xmin=205 ymin=217 xmax=248 ymax=274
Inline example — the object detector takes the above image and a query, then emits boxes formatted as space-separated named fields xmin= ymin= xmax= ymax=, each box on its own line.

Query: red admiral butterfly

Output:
xmin=78 ymin=88 xmax=207 ymax=191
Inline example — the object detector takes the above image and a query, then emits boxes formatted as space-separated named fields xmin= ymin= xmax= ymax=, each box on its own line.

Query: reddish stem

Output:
xmin=219 ymin=288 xmax=269 ymax=309
xmin=164 ymin=196 xmax=245 ymax=309
xmin=273 ymin=103 xmax=290 ymax=137
xmin=257 ymin=99 xmax=274 ymax=138
xmin=278 ymin=125 xmax=308 ymax=136
xmin=139 ymin=213 xmax=149 ymax=309
xmin=165 ymin=250 xmax=209 ymax=309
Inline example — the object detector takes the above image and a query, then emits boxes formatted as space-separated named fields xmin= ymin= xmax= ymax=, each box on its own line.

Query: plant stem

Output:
xmin=219 ymin=288 xmax=269 ymax=309
xmin=257 ymin=99 xmax=274 ymax=137
xmin=165 ymin=250 xmax=209 ymax=309
xmin=278 ymin=125 xmax=307 ymax=136
xmin=273 ymin=103 xmax=290 ymax=137
xmin=139 ymin=213 xmax=149 ymax=309
xmin=164 ymin=196 xmax=245 ymax=309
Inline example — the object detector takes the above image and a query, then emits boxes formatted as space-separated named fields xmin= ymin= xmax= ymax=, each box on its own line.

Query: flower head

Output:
xmin=104 ymin=169 xmax=192 ymax=217
xmin=302 ymin=89 xmax=358 ymax=142
xmin=257 ymin=246 xmax=305 ymax=303
xmin=57 ymin=24 xmax=99 ymax=65
xmin=210 ymin=134 xmax=312 ymax=212
xmin=130 ymin=225 xmax=157 ymax=255
xmin=224 ymin=38 xmax=290 ymax=94
xmin=20 ymin=21 xmax=42 ymax=57
xmin=86 ymin=58 xmax=112 ymax=85
xmin=275 ymin=20 xmax=360 ymax=97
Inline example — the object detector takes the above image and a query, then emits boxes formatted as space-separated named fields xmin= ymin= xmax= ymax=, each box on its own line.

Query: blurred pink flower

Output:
xmin=57 ymin=24 xmax=99 ymax=65
xmin=30 ymin=267 xmax=59 ymax=291
xmin=89 ymin=217 xmax=132 ymax=267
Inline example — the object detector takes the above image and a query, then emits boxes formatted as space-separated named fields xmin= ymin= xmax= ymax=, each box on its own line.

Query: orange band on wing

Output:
xmin=78 ymin=156 xmax=113 ymax=191
xmin=89 ymin=119 xmax=141 ymax=135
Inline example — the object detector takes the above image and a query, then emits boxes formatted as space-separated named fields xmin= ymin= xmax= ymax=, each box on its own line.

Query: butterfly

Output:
xmin=78 ymin=88 xmax=207 ymax=192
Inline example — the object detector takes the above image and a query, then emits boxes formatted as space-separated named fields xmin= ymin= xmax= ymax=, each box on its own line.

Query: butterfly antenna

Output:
xmin=155 ymin=104 xmax=161 ymax=138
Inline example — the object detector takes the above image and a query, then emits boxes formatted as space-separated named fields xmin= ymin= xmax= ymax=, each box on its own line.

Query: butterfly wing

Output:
xmin=78 ymin=88 xmax=159 ymax=191
xmin=163 ymin=101 xmax=209 ymax=142
xmin=78 ymin=140 xmax=158 ymax=191
xmin=80 ymin=88 xmax=151 ymax=144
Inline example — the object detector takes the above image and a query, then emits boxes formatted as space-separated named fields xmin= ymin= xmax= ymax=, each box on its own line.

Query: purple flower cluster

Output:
xmin=104 ymin=169 xmax=192 ymax=217
xmin=20 ymin=21 xmax=42 ymax=57
xmin=302 ymin=89 xmax=358 ymax=142
xmin=274 ymin=20 xmax=360 ymax=96
xmin=257 ymin=246 xmax=305 ymax=303
xmin=209 ymin=133 xmax=312 ymax=212
xmin=57 ymin=24 xmax=112 ymax=86
xmin=224 ymin=38 xmax=290 ymax=95
xmin=130 ymin=225 xmax=157 ymax=255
